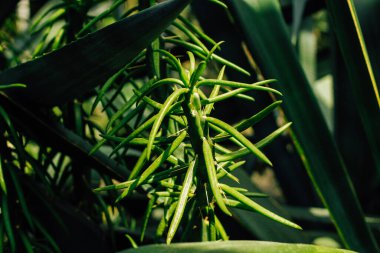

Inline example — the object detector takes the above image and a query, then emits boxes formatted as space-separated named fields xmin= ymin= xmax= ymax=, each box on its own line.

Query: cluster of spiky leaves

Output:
xmin=0 ymin=0 xmax=299 ymax=251
xmin=92 ymin=21 xmax=301 ymax=243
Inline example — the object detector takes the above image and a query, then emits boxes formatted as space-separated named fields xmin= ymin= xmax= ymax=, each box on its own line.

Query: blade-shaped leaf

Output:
xmin=228 ymin=0 xmax=378 ymax=252
xmin=0 ymin=93 xmax=129 ymax=181
xmin=326 ymin=0 xmax=380 ymax=185
xmin=118 ymin=241 xmax=355 ymax=253
xmin=0 ymin=0 xmax=191 ymax=106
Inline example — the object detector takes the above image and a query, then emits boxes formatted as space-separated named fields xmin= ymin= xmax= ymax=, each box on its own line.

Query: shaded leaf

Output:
xmin=119 ymin=241 xmax=355 ymax=253
xmin=0 ymin=0 xmax=191 ymax=106
xmin=228 ymin=0 xmax=378 ymax=251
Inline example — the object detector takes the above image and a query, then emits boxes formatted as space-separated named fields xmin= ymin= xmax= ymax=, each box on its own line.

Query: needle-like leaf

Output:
xmin=167 ymin=158 xmax=197 ymax=244
xmin=220 ymin=184 xmax=301 ymax=230
xmin=147 ymin=88 xmax=188 ymax=160
xmin=196 ymin=79 xmax=280 ymax=96
xmin=206 ymin=117 xmax=272 ymax=166
xmin=202 ymin=138 xmax=231 ymax=216
xmin=216 ymin=122 xmax=292 ymax=162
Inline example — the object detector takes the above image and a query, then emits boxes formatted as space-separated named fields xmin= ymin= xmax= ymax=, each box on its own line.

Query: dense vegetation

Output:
xmin=0 ymin=0 xmax=379 ymax=252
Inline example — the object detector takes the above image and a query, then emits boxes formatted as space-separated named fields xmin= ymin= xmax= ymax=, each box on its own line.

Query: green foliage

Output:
xmin=119 ymin=241 xmax=355 ymax=253
xmin=0 ymin=0 xmax=378 ymax=252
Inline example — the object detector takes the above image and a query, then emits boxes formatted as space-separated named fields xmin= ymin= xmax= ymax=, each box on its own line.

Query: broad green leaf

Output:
xmin=228 ymin=1 xmax=378 ymax=251
xmin=0 ymin=0 xmax=191 ymax=106
xmin=290 ymin=0 xmax=307 ymax=44
xmin=354 ymin=0 xmax=380 ymax=91
xmin=325 ymin=0 xmax=380 ymax=187
xmin=119 ymin=240 xmax=355 ymax=253
xmin=77 ymin=0 xmax=126 ymax=36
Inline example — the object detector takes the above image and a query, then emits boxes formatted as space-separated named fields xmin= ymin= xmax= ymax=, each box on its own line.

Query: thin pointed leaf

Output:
xmin=173 ymin=21 xmax=209 ymax=53
xmin=0 ymin=94 xmax=129 ymax=180
xmin=187 ymin=51 xmax=196 ymax=74
xmin=129 ymin=148 xmax=148 ymax=180
xmin=8 ymin=168 xmax=34 ymax=230
xmin=205 ymin=65 xmax=225 ymax=115
xmin=147 ymin=88 xmax=188 ymax=159
xmin=156 ymin=50 xmax=189 ymax=85
xmin=202 ymin=87 xmax=254 ymax=105
xmin=116 ymin=131 xmax=187 ymax=201
xmin=164 ymin=38 xmax=250 ymax=76
xmin=0 ymin=83 xmax=26 ymax=90
xmin=1 ymin=197 xmax=15 ymax=252
xmin=19 ymin=231 xmax=34 ymax=253
xmin=34 ymin=219 xmax=60 ymax=253
xmin=140 ymin=195 xmax=157 ymax=242
xmin=202 ymin=138 xmax=231 ymax=216
xmin=214 ymin=215 xmax=229 ymax=240
xmin=77 ymin=0 xmax=126 ymax=36
xmin=190 ymin=61 xmax=207 ymax=86
xmin=216 ymin=160 xmax=246 ymax=179
xmin=196 ymin=79 xmax=280 ymax=95
xmin=95 ymin=165 xmax=187 ymax=192
xmin=206 ymin=117 xmax=271 ymax=166
xmin=91 ymin=50 xmax=146 ymax=114
xmin=213 ymin=100 xmax=282 ymax=142
xmin=90 ymin=102 xmax=147 ymax=155
xmin=110 ymin=115 xmax=158 ymax=157
xmin=167 ymin=158 xmax=197 ymax=244
xmin=220 ymin=184 xmax=301 ymax=230
xmin=178 ymin=15 xmax=217 ymax=47
xmin=216 ymin=122 xmax=292 ymax=162
xmin=0 ymin=157 xmax=6 ymax=194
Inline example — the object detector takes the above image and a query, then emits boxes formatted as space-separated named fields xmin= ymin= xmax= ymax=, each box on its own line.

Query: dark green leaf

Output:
xmin=0 ymin=0 xmax=191 ymax=106
xmin=228 ymin=1 xmax=378 ymax=251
